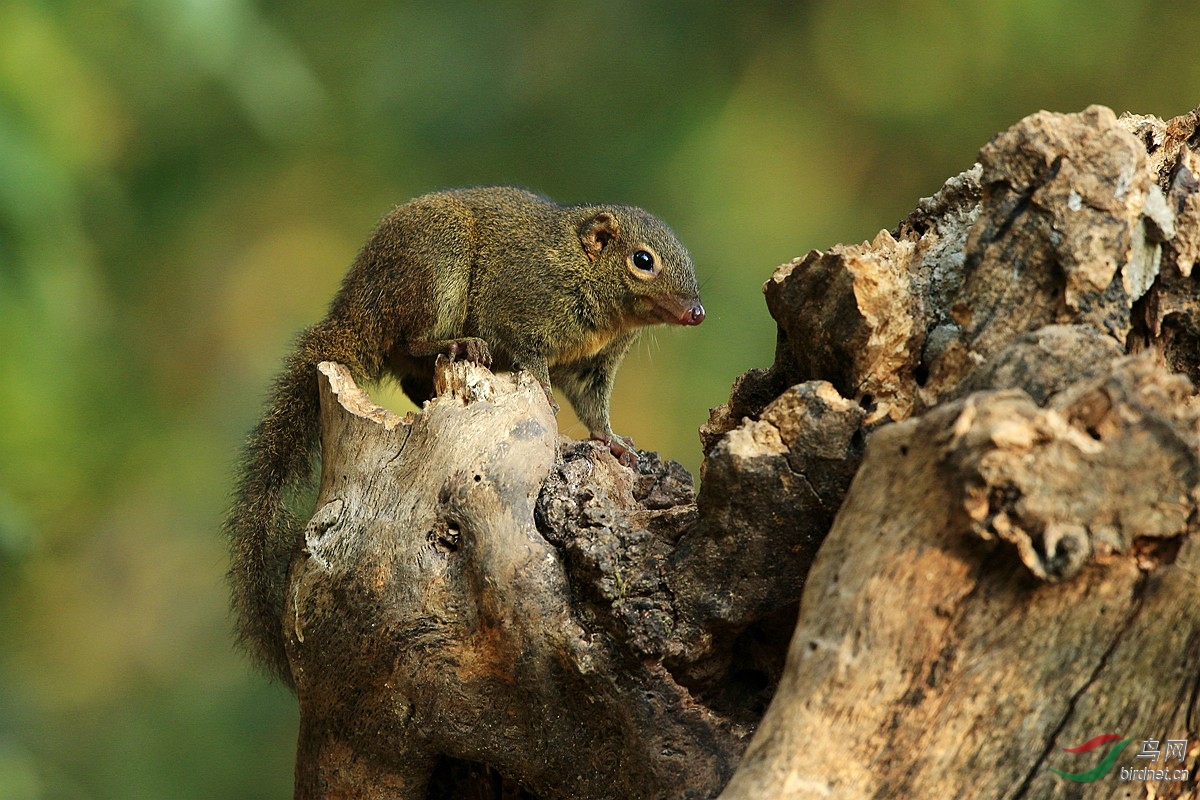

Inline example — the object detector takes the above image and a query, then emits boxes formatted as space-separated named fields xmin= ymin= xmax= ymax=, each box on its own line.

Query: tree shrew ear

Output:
xmin=580 ymin=212 xmax=620 ymax=261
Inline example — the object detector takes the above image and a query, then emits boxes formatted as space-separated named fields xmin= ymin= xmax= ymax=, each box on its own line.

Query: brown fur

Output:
xmin=226 ymin=186 xmax=703 ymax=685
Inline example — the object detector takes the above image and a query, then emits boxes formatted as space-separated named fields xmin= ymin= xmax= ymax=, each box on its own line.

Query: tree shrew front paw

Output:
xmin=446 ymin=338 xmax=492 ymax=366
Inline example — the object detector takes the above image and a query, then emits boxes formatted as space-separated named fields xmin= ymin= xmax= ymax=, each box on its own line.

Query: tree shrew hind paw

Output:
xmin=592 ymin=433 xmax=638 ymax=469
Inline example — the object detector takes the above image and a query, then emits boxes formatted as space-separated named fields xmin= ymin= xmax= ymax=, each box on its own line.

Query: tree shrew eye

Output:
xmin=632 ymin=250 xmax=655 ymax=271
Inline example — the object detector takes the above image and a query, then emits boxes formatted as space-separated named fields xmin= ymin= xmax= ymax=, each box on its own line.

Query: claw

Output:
xmin=446 ymin=338 xmax=492 ymax=366
xmin=542 ymin=385 xmax=560 ymax=415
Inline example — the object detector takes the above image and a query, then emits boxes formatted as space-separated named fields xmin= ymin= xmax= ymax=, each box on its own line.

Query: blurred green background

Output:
xmin=1 ymin=0 xmax=1196 ymax=796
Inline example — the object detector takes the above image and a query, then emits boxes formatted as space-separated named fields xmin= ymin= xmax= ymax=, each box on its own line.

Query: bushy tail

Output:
xmin=226 ymin=319 xmax=373 ymax=685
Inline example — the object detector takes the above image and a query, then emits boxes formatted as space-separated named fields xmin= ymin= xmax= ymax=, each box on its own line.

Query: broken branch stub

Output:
xmin=286 ymin=358 xmax=744 ymax=799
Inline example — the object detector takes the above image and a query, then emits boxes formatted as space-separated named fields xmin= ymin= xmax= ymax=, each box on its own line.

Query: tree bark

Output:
xmin=283 ymin=105 xmax=1200 ymax=799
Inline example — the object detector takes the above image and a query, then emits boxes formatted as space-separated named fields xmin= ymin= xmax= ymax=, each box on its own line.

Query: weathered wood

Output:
xmin=287 ymin=360 xmax=744 ymax=799
xmin=712 ymin=105 xmax=1200 ymax=800
xmin=717 ymin=356 xmax=1200 ymax=799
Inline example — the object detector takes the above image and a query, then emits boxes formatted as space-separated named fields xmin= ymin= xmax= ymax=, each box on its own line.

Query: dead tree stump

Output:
xmin=287 ymin=361 xmax=744 ymax=799
xmin=280 ymin=105 xmax=1200 ymax=799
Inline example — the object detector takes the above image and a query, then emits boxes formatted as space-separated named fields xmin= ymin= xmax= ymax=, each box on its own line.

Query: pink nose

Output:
xmin=683 ymin=304 xmax=705 ymax=326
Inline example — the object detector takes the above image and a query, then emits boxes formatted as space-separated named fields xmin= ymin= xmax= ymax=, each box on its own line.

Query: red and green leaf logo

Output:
xmin=1048 ymin=734 xmax=1135 ymax=782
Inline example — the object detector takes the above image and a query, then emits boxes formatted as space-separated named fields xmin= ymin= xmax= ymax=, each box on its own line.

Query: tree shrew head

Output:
xmin=578 ymin=206 xmax=705 ymax=328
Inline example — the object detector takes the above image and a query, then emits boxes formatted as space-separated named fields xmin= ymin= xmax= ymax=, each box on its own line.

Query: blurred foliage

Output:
xmin=0 ymin=0 xmax=1197 ymax=796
